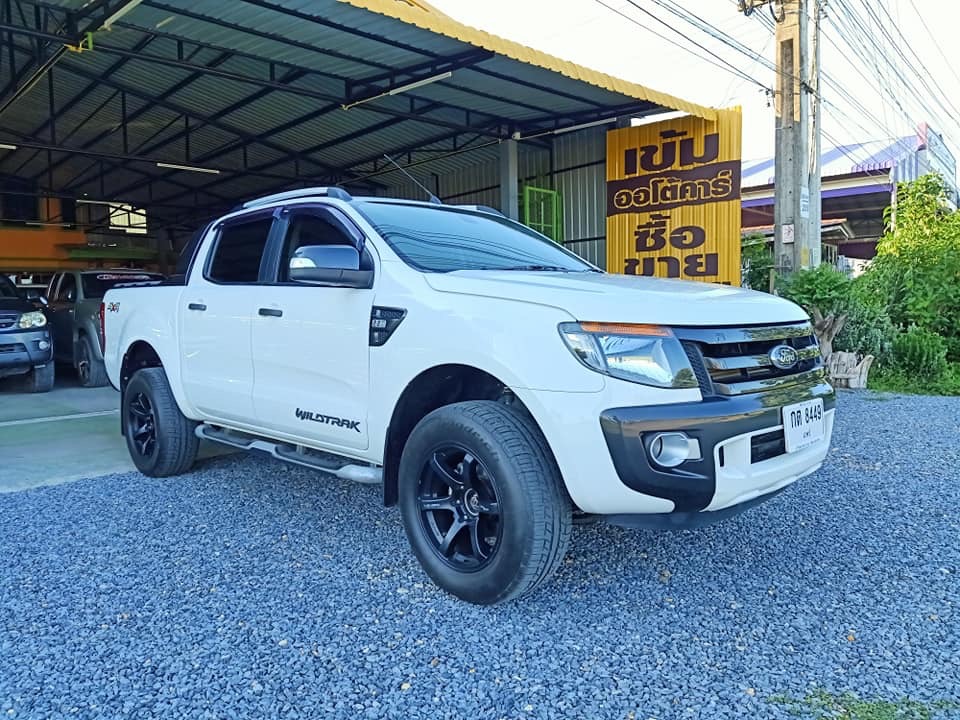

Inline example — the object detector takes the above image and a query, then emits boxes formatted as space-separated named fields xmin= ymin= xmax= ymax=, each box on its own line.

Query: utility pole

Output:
xmin=739 ymin=0 xmax=822 ymax=271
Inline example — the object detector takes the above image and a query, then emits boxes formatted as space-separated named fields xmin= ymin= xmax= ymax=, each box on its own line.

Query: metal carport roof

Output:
xmin=0 ymin=0 xmax=716 ymax=234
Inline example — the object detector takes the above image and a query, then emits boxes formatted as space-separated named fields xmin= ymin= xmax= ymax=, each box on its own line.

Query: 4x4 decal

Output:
xmin=295 ymin=408 xmax=361 ymax=432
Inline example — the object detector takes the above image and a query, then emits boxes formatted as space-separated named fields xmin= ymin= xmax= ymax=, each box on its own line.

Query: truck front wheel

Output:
xmin=398 ymin=401 xmax=572 ymax=605
xmin=123 ymin=367 xmax=199 ymax=477
xmin=76 ymin=335 xmax=108 ymax=387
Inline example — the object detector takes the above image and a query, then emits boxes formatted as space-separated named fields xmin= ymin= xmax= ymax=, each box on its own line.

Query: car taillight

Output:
xmin=99 ymin=302 xmax=106 ymax=353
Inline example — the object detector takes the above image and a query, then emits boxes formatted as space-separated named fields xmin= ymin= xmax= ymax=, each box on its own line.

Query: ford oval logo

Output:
xmin=770 ymin=344 xmax=799 ymax=370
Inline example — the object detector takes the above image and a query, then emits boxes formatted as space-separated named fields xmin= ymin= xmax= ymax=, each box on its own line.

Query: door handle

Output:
xmin=187 ymin=302 xmax=207 ymax=311
xmin=258 ymin=307 xmax=283 ymax=317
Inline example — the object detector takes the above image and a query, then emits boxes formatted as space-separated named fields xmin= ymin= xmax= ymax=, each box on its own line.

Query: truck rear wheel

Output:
xmin=398 ymin=401 xmax=571 ymax=605
xmin=124 ymin=367 xmax=199 ymax=477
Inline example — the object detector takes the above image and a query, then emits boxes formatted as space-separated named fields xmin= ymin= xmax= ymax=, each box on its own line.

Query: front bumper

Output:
xmin=599 ymin=379 xmax=835 ymax=525
xmin=0 ymin=328 xmax=53 ymax=378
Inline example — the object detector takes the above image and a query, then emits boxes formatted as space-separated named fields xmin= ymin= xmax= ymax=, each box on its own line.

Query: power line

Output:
xmin=904 ymin=0 xmax=960 ymax=89
xmin=592 ymin=0 xmax=770 ymax=90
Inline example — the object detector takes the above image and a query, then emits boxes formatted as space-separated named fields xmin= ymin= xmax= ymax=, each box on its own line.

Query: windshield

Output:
xmin=81 ymin=272 xmax=163 ymax=299
xmin=0 ymin=275 xmax=19 ymax=298
xmin=357 ymin=202 xmax=596 ymax=273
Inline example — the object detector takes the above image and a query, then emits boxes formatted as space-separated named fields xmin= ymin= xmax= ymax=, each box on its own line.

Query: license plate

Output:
xmin=782 ymin=398 xmax=825 ymax=453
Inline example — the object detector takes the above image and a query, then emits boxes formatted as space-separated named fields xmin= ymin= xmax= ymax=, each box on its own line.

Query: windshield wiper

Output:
xmin=499 ymin=264 xmax=581 ymax=272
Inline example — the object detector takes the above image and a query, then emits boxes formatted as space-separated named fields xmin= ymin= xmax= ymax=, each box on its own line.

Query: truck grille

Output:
xmin=0 ymin=343 xmax=26 ymax=354
xmin=0 ymin=313 xmax=18 ymax=330
xmin=676 ymin=322 xmax=825 ymax=396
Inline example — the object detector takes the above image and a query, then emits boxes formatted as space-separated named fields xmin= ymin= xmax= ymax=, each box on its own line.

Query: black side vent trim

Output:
xmin=370 ymin=306 xmax=406 ymax=346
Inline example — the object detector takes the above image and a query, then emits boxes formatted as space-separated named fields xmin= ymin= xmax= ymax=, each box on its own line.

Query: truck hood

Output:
xmin=0 ymin=297 xmax=35 ymax=314
xmin=424 ymin=271 xmax=809 ymax=326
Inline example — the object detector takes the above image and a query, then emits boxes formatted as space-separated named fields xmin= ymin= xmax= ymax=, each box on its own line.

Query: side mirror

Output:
xmin=289 ymin=245 xmax=373 ymax=288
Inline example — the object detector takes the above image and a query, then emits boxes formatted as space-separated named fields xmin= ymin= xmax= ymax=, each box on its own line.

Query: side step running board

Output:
xmin=196 ymin=424 xmax=382 ymax=484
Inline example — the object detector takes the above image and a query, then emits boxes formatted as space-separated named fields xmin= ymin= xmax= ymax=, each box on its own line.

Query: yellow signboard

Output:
xmin=605 ymin=108 xmax=742 ymax=285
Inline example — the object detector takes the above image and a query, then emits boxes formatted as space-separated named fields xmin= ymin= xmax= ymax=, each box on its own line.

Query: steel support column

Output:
xmin=499 ymin=138 xmax=519 ymax=220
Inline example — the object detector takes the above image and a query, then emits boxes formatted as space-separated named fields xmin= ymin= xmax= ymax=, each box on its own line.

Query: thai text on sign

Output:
xmin=605 ymin=108 xmax=742 ymax=285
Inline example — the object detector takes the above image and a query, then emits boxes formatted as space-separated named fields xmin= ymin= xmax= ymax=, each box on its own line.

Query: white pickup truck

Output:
xmin=103 ymin=188 xmax=835 ymax=605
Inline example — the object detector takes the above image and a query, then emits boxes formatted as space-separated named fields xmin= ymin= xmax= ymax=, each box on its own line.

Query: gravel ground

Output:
xmin=1 ymin=391 xmax=959 ymax=719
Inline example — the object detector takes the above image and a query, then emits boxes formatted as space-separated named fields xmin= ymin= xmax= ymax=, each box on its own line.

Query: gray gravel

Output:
xmin=2 ymin=391 xmax=959 ymax=719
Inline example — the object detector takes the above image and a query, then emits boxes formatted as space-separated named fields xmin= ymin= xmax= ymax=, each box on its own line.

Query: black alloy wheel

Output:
xmin=128 ymin=391 xmax=157 ymax=458
xmin=122 ymin=367 xmax=198 ymax=477
xmin=398 ymin=401 xmax=572 ymax=604
xmin=418 ymin=445 xmax=502 ymax=570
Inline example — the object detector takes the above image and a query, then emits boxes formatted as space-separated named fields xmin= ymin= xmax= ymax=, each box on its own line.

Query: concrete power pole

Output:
xmin=772 ymin=0 xmax=822 ymax=272
xmin=741 ymin=0 xmax=823 ymax=271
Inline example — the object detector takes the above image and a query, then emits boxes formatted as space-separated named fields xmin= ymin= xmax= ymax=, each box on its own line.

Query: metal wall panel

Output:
xmin=553 ymin=127 xmax=606 ymax=243
xmin=380 ymin=145 xmax=549 ymax=211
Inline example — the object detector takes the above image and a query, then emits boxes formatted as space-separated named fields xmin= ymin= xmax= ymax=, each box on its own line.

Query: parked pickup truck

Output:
xmin=103 ymin=188 xmax=835 ymax=605
xmin=46 ymin=269 xmax=163 ymax=387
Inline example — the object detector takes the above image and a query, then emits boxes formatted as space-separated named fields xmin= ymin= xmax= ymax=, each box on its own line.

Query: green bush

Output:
xmin=868 ymin=173 xmax=960 ymax=358
xmin=833 ymin=297 xmax=896 ymax=364
xmin=890 ymin=326 xmax=948 ymax=377
xmin=741 ymin=234 xmax=773 ymax=291
xmin=832 ymin=276 xmax=897 ymax=364
xmin=776 ymin=264 xmax=852 ymax=316
xmin=869 ymin=362 xmax=960 ymax=396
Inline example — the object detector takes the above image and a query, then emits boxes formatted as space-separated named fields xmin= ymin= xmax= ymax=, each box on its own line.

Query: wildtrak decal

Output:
xmin=295 ymin=408 xmax=361 ymax=432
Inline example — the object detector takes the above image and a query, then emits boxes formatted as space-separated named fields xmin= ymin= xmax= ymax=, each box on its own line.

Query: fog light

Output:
xmin=648 ymin=432 xmax=701 ymax=468
xmin=38 ymin=340 xmax=50 ymax=350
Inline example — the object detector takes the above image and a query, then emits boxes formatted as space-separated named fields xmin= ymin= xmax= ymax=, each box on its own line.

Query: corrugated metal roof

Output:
xmin=0 ymin=0 xmax=716 ymax=230
xmin=339 ymin=0 xmax=716 ymax=120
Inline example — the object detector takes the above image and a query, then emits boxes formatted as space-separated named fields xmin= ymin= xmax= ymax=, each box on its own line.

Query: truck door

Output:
xmin=249 ymin=205 xmax=374 ymax=451
xmin=178 ymin=212 xmax=273 ymax=424
xmin=46 ymin=272 xmax=76 ymax=362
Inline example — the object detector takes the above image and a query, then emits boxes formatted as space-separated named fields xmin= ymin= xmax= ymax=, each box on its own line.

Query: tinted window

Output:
xmin=0 ymin=275 xmax=18 ymax=298
xmin=56 ymin=273 xmax=77 ymax=303
xmin=357 ymin=202 xmax=594 ymax=273
xmin=279 ymin=212 xmax=358 ymax=281
xmin=207 ymin=218 xmax=273 ymax=283
xmin=82 ymin=272 xmax=163 ymax=299
xmin=173 ymin=223 xmax=210 ymax=282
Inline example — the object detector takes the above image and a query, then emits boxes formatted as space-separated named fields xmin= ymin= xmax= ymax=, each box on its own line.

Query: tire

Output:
xmin=398 ymin=400 xmax=572 ymax=605
xmin=123 ymin=367 xmax=199 ymax=477
xmin=76 ymin=335 xmax=108 ymax=388
xmin=17 ymin=363 xmax=54 ymax=393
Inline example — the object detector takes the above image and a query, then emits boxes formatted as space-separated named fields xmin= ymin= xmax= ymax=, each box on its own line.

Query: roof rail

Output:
xmin=456 ymin=204 xmax=506 ymax=217
xmin=240 ymin=187 xmax=353 ymax=209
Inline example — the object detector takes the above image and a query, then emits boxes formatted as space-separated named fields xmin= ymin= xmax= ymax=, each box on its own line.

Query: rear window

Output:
xmin=81 ymin=273 xmax=163 ymax=298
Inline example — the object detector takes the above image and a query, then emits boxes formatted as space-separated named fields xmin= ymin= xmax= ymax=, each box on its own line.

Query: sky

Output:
xmin=429 ymin=0 xmax=960 ymax=169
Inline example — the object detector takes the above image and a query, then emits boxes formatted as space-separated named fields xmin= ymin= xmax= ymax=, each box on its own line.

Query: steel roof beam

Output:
xmin=139 ymin=1 xmax=602 ymax=116
xmin=142 ymin=0 xmax=398 ymax=73
xmin=9 ymin=34 xmax=156 ymax=179
xmin=235 ymin=0 xmax=609 ymax=110
xmin=7 ymin=47 xmax=364 ymax=182
xmin=0 ymin=0 xmax=140 ymax=119
xmin=143 ymin=101 xmax=504 ymax=209
xmin=345 ymin=48 xmax=493 ymax=101
xmin=13 ymin=42 xmax=232 ymax=183
xmin=0 ymin=127 xmax=234 ymax=205
xmin=0 ymin=22 xmax=515 ymax=142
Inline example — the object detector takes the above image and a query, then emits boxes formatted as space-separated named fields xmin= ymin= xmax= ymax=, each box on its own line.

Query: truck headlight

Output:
xmin=17 ymin=311 xmax=47 ymax=329
xmin=558 ymin=322 xmax=698 ymax=389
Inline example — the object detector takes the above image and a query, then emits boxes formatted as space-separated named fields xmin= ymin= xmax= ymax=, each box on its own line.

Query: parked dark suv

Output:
xmin=0 ymin=274 xmax=54 ymax=393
